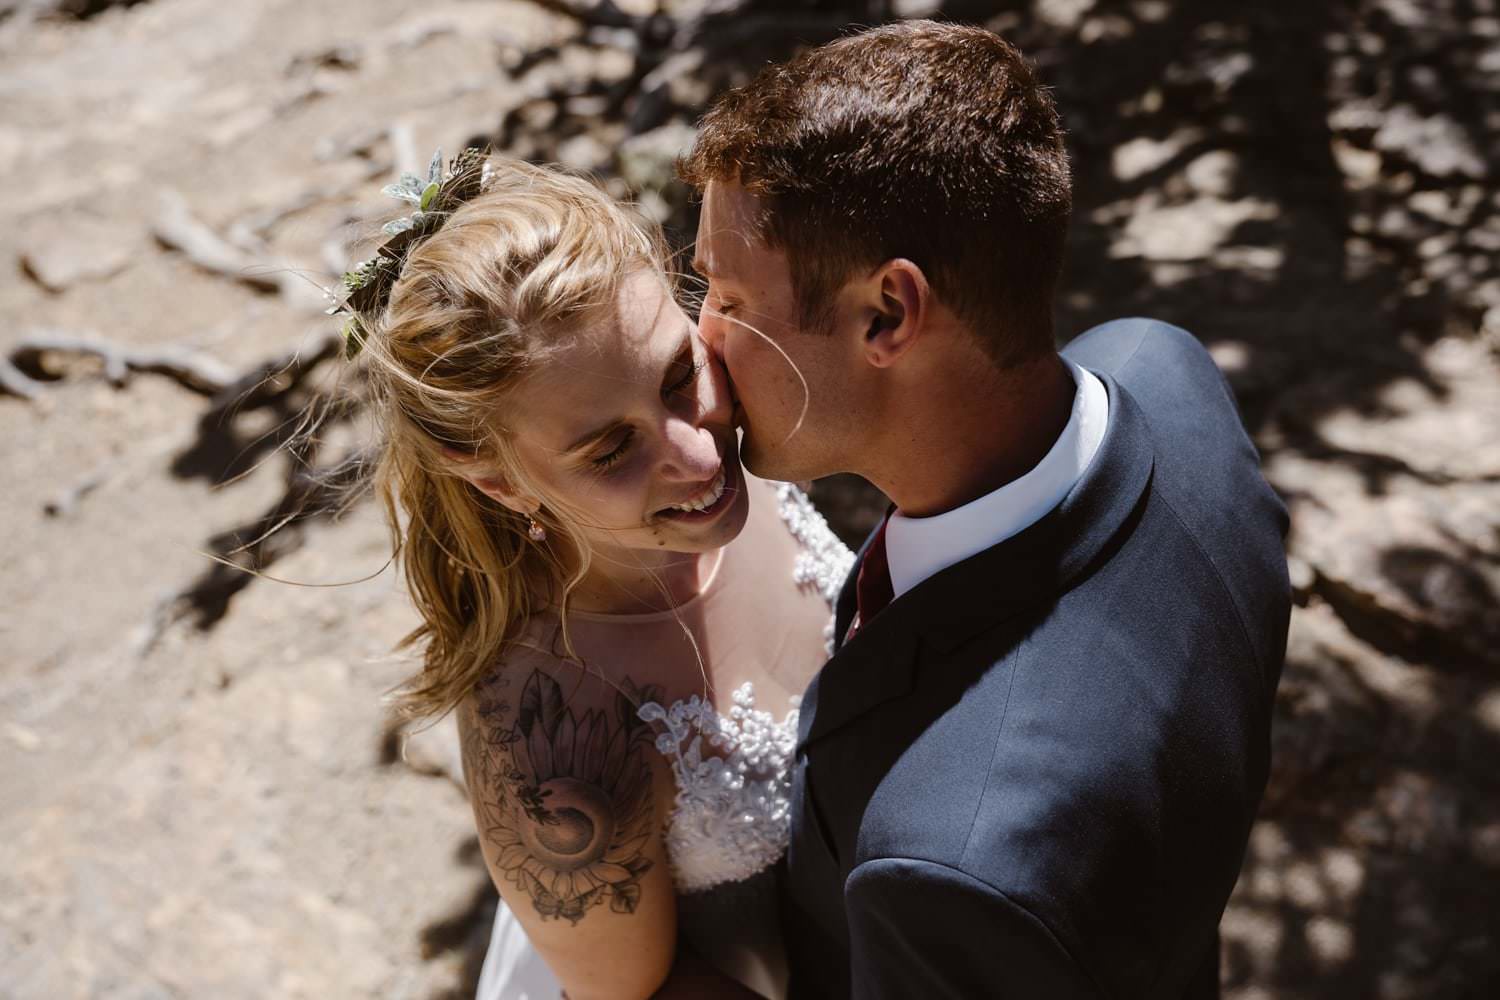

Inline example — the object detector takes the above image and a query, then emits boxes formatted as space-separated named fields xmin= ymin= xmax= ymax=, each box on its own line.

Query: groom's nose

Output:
xmin=698 ymin=308 xmax=727 ymax=361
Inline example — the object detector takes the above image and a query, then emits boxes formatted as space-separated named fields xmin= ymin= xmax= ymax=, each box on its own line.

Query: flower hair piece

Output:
xmin=328 ymin=146 xmax=492 ymax=359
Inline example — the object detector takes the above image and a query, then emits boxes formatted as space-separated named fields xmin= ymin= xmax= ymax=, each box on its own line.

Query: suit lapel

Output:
xmin=798 ymin=370 xmax=1156 ymax=750
xmin=799 ymin=597 xmax=921 ymax=748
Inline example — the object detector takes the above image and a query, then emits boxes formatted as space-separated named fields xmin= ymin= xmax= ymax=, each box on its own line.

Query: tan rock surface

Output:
xmin=0 ymin=1 xmax=561 ymax=996
xmin=2 ymin=1 xmax=1498 ymax=998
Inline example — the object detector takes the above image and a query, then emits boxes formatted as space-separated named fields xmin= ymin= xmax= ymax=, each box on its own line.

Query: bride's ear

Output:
xmin=440 ymin=445 xmax=538 ymax=514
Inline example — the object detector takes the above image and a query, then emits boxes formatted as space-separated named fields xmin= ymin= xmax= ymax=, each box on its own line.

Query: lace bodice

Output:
xmin=638 ymin=685 xmax=800 ymax=891
xmin=638 ymin=483 xmax=853 ymax=892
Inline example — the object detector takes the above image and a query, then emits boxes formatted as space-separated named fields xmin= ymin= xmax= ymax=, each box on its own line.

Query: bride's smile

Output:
xmin=498 ymin=268 xmax=751 ymax=563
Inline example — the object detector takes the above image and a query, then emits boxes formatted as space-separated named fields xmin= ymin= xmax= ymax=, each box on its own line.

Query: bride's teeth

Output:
xmin=667 ymin=468 xmax=727 ymax=513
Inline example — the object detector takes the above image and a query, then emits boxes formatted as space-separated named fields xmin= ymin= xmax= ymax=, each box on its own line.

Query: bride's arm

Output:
xmin=459 ymin=663 xmax=679 ymax=1000
xmin=651 ymin=949 xmax=765 ymax=999
xmin=461 ymin=661 xmax=769 ymax=998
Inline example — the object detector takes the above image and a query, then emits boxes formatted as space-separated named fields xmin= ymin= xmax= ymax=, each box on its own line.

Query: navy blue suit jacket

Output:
xmin=783 ymin=319 xmax=1291 ymax=999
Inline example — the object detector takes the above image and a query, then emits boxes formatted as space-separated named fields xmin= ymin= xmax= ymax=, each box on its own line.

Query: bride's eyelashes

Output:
xmin=666 ymin=360 xmax=708 ymax=399
xmin=585 ymin=360 xmax=707 ymax=474
xmin=590 ymin=429 xmax=634 ymax=471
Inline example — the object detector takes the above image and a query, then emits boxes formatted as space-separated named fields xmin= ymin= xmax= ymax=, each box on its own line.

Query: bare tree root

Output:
xmin=4 ymin=329 xmax=239 ymax=398
xmin=153 ymin=191 xmax=284 ymax=293
xmin=0 ymin=358 xmax=46 ymax=400
xmin=153 ymin=190 xmax=327 ymax=307
xmin=43 ymin=465 xmax=110 ymax=518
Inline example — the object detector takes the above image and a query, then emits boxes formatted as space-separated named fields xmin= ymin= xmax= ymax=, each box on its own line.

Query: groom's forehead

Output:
xmin=695 ymin=181 xmax=783 ymax=279
xmin=698 ymin=183 xmax=762 ymax=255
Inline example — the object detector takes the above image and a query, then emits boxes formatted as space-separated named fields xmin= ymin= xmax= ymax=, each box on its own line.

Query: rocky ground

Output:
xmin=1 ymin=0 xmax=1496 ymax=997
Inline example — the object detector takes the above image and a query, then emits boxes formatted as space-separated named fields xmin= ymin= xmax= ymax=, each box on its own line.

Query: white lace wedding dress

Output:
xmin=475 ymin=483 xmax=853 ymax=1000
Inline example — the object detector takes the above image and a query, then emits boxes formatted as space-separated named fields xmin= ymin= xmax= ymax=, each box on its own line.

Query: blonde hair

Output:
xmin=360 ymin=157 xmax=670 ymax=722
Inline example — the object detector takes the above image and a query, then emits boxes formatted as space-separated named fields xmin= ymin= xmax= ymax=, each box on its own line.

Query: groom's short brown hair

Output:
xmin=679 ymin=20 xmax=1071 ymax=366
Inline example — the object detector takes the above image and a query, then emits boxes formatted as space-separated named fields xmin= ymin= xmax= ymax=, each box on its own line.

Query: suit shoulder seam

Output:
xmin=958 ymin=647 xmax=1022 ymax=863
xmin=1111 ymin=321 xmax=1151 ymax=376
xmin=1149 ymin=486 xmax=1262 ymax=675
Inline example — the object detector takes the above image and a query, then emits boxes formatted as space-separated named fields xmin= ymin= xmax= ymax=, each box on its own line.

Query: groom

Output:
xmin=683 ymin=20 xmax=1290 ymax=1000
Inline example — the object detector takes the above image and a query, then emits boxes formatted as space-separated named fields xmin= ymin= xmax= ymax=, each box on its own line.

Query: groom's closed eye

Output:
xmin=688 ymin=258 xmax=736 ymax=312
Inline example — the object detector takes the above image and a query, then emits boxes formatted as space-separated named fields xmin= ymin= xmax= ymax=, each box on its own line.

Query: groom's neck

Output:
xmin=867 ymin=351 xmax=1075 ymax=519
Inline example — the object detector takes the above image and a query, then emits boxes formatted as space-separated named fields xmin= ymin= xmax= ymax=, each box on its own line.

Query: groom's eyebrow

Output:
xmin=690 ymin=256 xmax=717 ymax=279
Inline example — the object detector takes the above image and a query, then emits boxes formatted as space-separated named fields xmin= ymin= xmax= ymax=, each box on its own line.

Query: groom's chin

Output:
xmin=739 ymin=434 xmax=822 ymax=485
xmin=735 ymin=433 xmax=779 ymax=481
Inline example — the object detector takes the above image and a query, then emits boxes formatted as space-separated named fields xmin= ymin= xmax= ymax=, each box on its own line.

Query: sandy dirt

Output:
xmin=1 ymin=1 xmax=1497 ymax=997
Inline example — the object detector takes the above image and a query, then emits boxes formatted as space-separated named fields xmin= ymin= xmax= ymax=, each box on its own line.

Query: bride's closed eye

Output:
xmin=588 ymin=356 xmax=705 ymax=473
xmin=590 ymin=429 xmax=634 ymax=470
xmin=666 ymin=359 xmax=706 ymax=397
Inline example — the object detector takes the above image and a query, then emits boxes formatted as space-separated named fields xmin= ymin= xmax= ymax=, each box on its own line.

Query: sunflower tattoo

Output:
xmin=462 ymin=669 xmax=658 ymax=925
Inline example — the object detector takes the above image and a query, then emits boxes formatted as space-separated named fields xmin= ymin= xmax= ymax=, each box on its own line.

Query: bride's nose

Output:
xmin=657 ymin=419 xmax=721 ymax=482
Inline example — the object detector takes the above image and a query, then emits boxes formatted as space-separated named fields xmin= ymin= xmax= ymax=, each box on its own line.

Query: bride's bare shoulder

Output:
xmin=456 ymin=652 xmax=678 ymax=995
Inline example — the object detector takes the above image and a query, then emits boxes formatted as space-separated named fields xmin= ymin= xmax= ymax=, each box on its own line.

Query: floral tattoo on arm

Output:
xmin=462 ymin=669 xmax=661 ymax=925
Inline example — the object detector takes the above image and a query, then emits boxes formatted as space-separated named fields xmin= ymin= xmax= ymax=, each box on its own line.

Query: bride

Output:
xmin=334 ymin=149 xmax=851 ymax=999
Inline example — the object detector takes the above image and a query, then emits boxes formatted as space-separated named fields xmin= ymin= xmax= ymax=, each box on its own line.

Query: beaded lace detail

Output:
xmin=776 ymin=482 xmax=856 ymax=605
xmin=774 ymin=482 xmax=856 ymax=657
xmin=638 ymin=685 xmax=800 ymax=891
xmin=637 ymin=482 xmax=852 ymax=892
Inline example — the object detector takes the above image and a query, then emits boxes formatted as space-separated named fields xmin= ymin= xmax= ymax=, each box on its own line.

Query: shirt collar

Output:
xmin=884 ymin=360 xmax=1110 ymax=599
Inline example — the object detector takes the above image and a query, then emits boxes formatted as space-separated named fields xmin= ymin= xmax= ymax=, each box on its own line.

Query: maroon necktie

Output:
xmin=848 ymin=516 xmax=894 ymax=640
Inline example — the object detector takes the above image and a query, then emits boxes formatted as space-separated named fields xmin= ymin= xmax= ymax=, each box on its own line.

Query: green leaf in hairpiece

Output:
xmin=341 ymin=315 xmax=366 ymax=359
xmin=330 ymin=145 xmax=495 ymax=365
xmin=382 ymin=173 xmax=428 ymax=206
xmin=381 ymin=214 xmax=418 ymax=236
xmin=342 ymin=257 xmax=380 ymax=291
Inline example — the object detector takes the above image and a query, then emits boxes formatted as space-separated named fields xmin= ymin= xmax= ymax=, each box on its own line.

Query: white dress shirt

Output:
xmin=884 ymin=360 xmax=1110 ymax=599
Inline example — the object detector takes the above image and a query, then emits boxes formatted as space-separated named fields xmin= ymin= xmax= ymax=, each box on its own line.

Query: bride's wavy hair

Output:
xmin=359 ymin=157 xmax=670 ymax=722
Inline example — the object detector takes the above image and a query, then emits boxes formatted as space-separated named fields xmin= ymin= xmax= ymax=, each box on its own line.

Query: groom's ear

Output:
xmin=860 ymin=259 xmax=928 ymax=369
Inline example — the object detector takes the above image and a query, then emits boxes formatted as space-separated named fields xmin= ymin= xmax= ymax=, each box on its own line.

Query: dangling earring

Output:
xmin=526 ymin=513 xmax=547 ymax=543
